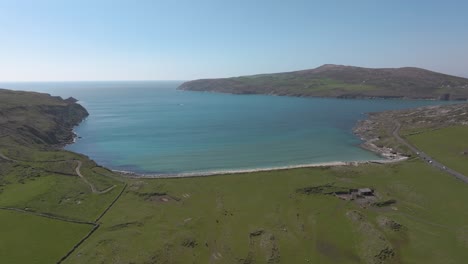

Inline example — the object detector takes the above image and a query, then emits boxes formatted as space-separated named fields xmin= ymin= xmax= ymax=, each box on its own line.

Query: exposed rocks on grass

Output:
xmin=107 ymin=221 xmax=143 ymax=231
xmin=135 ymin=191 xmax=180 ymax=203
xmin=374 ymin=247 xmax=395 ymax=263
xmin=298 ymin=184 xmax=383 ymax=208
xmin=181 ymin=238 xmax=198 ymax=248
xmin=267 ymin=239 xmax=281 ymax=264
xmin=144 ymin=249 xmax=172 ymax=264
xmin=239 ymin=255 xmax=253 ymax=264
xmin=249 ymin=230 xmax=264 ymax=237
xmin=222 ymin=209 xmax=234 ymax=216
xmin=211 ymin=252 xmax=223 ymax=260
xmin=372 ymin=199 xmax=397 ymax=207
xmin=296 ymin=183 xmax=350 ymax=195
xmin=241 ymin=230 xmax=280 ymax=264
xmin=157 ymin=196 xmax=172 ymax=203
xmin=136 ymin=191 xmax=166 ymax=198
xmin=346 ymin=210 xmax=395 ymax=264
xmin=377 ymin=216 xmax=404 ymax=232
xmin=96 ymin=239 xmax=114 ymax=246
xmin=347 ymin=210 xmax=365 ymax=221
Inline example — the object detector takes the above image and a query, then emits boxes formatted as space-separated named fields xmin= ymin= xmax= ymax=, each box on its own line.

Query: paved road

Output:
xmin=392 ymin=122 xmax=468 ymax=184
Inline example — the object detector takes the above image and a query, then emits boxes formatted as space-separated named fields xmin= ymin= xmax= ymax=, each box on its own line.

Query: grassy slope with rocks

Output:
xmin=178 ymin=64 xmax=468 ymax=100
xmin=354 ymin=103 xmax=468 ymax=157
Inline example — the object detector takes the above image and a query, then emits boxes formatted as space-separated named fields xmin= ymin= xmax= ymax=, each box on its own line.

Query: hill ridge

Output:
xmin=178 ymin=65 xmax=468 ymax=100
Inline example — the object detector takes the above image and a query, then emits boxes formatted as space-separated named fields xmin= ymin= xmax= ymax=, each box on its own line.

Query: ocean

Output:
xmin=0 ymin=81 xmax=450 ymax=175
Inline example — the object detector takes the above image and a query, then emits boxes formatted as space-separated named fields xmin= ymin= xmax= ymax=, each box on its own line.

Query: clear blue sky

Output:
xmin=0 ymin=0 xmax=467 ymax=81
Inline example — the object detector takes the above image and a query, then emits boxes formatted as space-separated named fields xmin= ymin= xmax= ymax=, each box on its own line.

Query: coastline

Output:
xmin=113 ymin=156 xmax=407 ymax=179
xmin=353 ymin=114 xmax=408 ymax=160
xmin=180 ymin=88 xmax=460 ymax=101
xmin=64 ymin=93 xmax=410 ymax=179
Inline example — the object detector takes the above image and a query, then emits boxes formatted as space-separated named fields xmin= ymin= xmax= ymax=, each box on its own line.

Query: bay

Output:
xmin=0 ymin=81 xmax=450 ymax=175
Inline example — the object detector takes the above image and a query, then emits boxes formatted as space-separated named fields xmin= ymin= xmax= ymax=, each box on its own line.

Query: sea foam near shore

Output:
xmin=115 ymin=157 xmax=408 ymax=179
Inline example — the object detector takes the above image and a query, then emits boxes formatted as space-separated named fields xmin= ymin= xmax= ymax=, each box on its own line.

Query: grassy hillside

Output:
xmin=64 ymin=160 xmax=468 ymax=264
xmin=0 ymin=89 xmax=125 ymax=263
xmin=178 ymin=64 xmax=468 ymax=100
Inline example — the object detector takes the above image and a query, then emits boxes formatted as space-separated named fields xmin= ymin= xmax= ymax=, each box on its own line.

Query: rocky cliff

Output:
xmin=0 ymin=88 xmax=89 ymax=147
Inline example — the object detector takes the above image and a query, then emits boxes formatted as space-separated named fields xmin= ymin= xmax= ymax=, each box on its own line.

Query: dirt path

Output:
xmin=0 ymin=151 xmax=16 ymax=162
xmin=1 ymin=150 xmax=123 ymax=263
xmin=392 ymin=121 xmax=468 ymax=184
xmin=75 ymin=160 xmax=116 ymax=194
xmin=1 ymin=150 xmax=116 ymax=194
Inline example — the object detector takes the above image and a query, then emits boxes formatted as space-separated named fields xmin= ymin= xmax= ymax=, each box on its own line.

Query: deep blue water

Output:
xmin=0 ymin=81 xmax=451 ymax=175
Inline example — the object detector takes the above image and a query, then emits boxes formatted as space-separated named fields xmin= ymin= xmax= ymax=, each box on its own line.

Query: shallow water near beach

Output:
xmin=0 ymin=81 xmax=452 ymax=175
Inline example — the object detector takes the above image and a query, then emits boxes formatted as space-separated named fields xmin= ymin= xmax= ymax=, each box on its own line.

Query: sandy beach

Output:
xmin=115 ymin=156 xmax=407 ymax=179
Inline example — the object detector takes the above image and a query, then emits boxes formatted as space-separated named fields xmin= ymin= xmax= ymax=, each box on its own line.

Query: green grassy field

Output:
xmin=0 ymin=210 xmax=92 ymax=264
xmin=0 ymin=122 xmax=125 ymax=221
xmin=407 ymin=125 xmax=468 ymax=175
xmin=0 ymin=172 xmax=123 ymax=222
xmin=63 ymin=159 xmax=468 ymax=264
xmin=0 ymin=146 xmax=125 ymax=264
xmin=2 ymin=131 xmax=467 ymax=263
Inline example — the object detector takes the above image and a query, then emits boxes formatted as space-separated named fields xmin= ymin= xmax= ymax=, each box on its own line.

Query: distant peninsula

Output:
xmin=178 ymin=64 xmax=468 ymax=100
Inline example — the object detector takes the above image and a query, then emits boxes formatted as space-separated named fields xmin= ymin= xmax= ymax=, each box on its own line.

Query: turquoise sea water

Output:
xmin=0 ymin=81 xmax=451 ymax=175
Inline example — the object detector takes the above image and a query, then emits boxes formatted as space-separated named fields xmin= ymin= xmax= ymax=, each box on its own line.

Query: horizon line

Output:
xmin=0 ymin=79 xmax=188 ymax=83
xmin=1 ymin=64 xmax=467 ymax=83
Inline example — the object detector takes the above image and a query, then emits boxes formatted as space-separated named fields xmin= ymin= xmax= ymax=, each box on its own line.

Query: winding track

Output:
xmin=0 ymin=150 xmax=116 ymax=193
xmin=1 ymin=150 xmax=123 ymax=263
xmin=392 ymin=121 xmax=468 ymax=184
xmin=0 ymin=151 xmax=15 ymax=162
xmin=74 ymin=160 xmax=116 ymax=194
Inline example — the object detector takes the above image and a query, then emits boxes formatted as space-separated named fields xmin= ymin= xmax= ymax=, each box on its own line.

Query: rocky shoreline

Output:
xmin=0 ymin=89 xmax=89 ymax=149
xmin=353 ymin=115 xmax=408 ymax=161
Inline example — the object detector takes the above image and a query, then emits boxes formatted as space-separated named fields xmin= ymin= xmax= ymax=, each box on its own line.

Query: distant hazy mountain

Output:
xmin=178 ymin=64 xmax=468 ymax=100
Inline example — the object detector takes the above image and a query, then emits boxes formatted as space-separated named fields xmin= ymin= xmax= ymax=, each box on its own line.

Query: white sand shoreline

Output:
xmin=114 ymin=157 xmax=407 ymax=179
